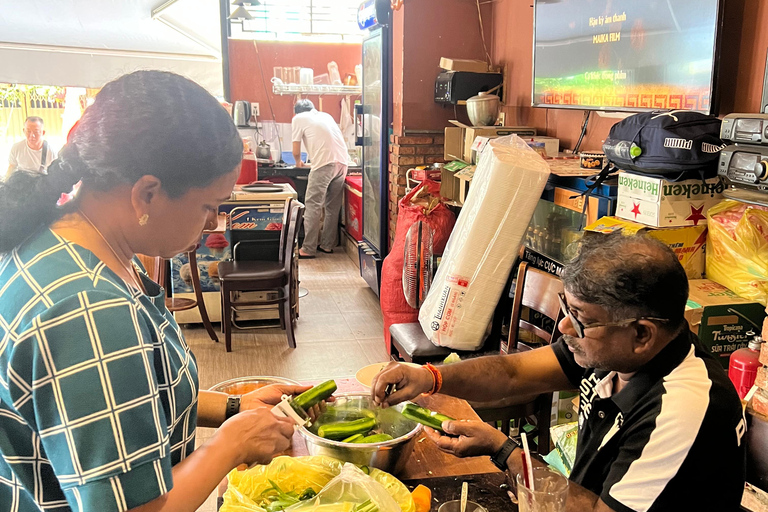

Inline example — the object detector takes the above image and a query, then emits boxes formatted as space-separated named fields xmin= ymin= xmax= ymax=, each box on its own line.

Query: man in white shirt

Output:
xmin=6 ymin=116 xmax=57 ymax=180
xmin=291 ymin=100 xmax=348 ymax=258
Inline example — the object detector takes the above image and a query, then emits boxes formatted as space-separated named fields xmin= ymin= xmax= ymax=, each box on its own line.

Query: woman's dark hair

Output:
xmin=561 ymin=232 xmax=689 ymax=330
xmin=0 ymin=70 xmax=243 ymax=253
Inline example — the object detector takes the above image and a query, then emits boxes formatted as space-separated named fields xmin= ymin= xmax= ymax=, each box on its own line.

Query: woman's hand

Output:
xmin=371 ymin=362 xmax=434 ymax=408
xmin=216 ymin=407 xmax=295 ymax=467
xmin=423 ymin=420 xmax=508 ymax=458
xmin=241 ymin=384 xmax=330 ymax=422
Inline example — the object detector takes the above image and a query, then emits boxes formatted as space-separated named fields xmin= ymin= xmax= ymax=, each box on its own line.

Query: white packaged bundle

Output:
xmin=418 ymin=135 xmax=550 ymax=350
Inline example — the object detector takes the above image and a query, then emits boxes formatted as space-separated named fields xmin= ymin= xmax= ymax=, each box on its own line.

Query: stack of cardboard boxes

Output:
xmin=752 ymin=343 xmax=768 ymax=416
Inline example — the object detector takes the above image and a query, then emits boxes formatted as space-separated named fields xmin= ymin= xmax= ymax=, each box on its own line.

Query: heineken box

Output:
xmin=584 ymin=216 xmax=706 ymax=279
xmin=685 ymin=279 xmax=767 ymax=369
xmin=616 ymin=172 xmax=724 ymax=227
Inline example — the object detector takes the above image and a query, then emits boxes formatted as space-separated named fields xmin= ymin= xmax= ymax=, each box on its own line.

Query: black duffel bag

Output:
xmin=601 ymin=110 xmax=725 ymax=181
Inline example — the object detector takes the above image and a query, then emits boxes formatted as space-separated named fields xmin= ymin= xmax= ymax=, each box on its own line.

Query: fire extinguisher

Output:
xmin=728 ymin=336 xmax=764 ymax=399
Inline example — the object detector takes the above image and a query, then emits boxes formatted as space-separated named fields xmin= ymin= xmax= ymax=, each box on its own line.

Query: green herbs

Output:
xmin=259 ymin=480 xmax=317 ymax=512
xmin=401 ymin=404 xmax=454 ymax=432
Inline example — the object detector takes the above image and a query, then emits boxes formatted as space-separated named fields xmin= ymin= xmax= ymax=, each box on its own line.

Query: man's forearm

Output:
xmin=504 ymin=449 xmax=607 ymax=512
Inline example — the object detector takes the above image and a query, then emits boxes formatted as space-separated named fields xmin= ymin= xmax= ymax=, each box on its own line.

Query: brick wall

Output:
xmin=388 ymin=132 xmax=446 ymax=248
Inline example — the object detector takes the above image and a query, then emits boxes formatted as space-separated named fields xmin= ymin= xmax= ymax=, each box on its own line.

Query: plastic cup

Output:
xmin=516 ymin=468 xmax=568 ymax=512
xmin=437 ymin=500 xmax=487 ymax=512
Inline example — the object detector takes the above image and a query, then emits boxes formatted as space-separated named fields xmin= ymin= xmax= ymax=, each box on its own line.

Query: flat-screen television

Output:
xmin=532 ymin=0 xmax=723 ymax=114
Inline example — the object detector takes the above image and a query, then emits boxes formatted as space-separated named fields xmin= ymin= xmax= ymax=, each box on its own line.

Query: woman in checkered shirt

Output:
xmin=0 ymin=71 xmax=316 ymax=512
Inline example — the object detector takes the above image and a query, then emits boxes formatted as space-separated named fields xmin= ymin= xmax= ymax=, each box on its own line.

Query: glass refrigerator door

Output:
xmin=361 ymin=29 xmax=384 ymax=253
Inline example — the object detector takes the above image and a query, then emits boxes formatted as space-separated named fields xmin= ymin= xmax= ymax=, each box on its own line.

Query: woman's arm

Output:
xmin=197 ymin=384 xmax=318 ymax=428
xmin=130 ymin=407 xmax=295 ymax=512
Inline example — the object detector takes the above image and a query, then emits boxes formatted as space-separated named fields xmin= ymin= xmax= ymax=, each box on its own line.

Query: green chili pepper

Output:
xmin=341 ymin=433 xmax=365 ymax=443
xmin=318 ymin=417 xmax=377 ymax=440
xmin=357 ymin=433 xmax=393 ymax=443
xmin=401 ymin=404 xmax=454 ymax=432
xmin=292 ymin=380 xmax=337 ymax=411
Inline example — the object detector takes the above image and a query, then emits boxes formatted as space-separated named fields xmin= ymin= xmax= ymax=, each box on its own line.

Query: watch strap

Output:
xmin=225 ymin=395 xmax=241 ymax=420
xmin=491 ymin=438 xmax=520 ymax=470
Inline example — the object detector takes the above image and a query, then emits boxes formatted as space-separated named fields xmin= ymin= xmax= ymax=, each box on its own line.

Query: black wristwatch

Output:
xmin=225 ymin=395 xmax=241 ymax=419
xmin=491 ymin=438 xmax=521 ymax=470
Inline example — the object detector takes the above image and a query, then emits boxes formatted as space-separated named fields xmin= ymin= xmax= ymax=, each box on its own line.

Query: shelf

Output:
xmin=272 ymin=83 xmax=362 ymax=96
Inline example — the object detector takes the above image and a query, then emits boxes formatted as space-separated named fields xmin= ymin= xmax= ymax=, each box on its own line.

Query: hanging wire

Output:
xmin=476 ymin=0 xmax=492 ymax=66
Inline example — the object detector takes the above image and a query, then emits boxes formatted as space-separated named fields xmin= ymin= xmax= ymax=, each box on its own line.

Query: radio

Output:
xmin=718 ymin=144 xmax=768 ymax=190
xmin=721 ymin=114 xmax=768 ymax=145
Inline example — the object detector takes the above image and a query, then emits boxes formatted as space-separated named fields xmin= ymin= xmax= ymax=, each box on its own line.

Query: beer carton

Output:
xmin=685 ymin=280 xmax=767 ymax=369
xmin=616 ymin=173 xmax=724 ymax=227
xmin=761 ymin=342 xmax=768 ymax=367
xmin=584 ymin=216 xmax=706 ymax=279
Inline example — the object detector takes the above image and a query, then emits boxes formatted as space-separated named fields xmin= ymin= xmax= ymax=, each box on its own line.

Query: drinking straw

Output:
xmin=521 ymin=432 xmax=536 ymax=492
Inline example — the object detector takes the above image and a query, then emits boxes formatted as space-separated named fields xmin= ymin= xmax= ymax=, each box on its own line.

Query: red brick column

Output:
xmin=388 ymin=132 xmax=445 ymax=249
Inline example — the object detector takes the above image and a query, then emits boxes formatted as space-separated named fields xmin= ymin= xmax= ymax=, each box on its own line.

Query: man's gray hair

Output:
xmin=561 ymin=232 xmax=688 ymax=328
xmin=294 ymin=99 xmax=315 ymax=114
xmin=25 ymin=116 xmax=44 ymax=125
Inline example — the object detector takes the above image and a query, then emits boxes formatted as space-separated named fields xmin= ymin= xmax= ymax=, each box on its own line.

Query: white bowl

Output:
xmin=355 ymin=362 xmax=420 ymax=390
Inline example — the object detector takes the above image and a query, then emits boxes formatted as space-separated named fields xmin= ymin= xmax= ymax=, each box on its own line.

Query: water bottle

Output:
xmin=728 ymin=336 xmax=763 ymax=399
xmin=603 ymin=138 xmax=642 ymax=161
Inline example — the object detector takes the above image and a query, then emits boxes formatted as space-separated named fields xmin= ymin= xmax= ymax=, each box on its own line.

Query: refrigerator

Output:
xmin=356 ymin=0 xmax=392 ymax=296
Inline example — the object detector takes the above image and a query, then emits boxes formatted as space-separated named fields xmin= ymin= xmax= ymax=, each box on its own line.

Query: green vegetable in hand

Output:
xmin=292 ymin=380 xmax=337 ymax=411
xmin=318 ymin=417 xmax=377 ymax=440
xmin=341 ymin=433 xmax=365 ymax=443
xmin=357 ymin=433 xmax=393 ymax=443
xmin=401 ymin=404 xmax=454 ymax=432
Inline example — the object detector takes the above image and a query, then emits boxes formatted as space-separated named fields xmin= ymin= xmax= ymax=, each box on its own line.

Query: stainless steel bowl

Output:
xmin=466 ymin=91 xmax=500 ymax=127
xmin=298 ymin=393 xmax=423 ymax=475
xmin=208 ymin=376 xmax=300 ymax=394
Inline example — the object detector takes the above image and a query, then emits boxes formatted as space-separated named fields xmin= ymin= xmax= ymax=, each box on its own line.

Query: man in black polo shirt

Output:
xmin=372 ymin=234 xmax=746 ymax=512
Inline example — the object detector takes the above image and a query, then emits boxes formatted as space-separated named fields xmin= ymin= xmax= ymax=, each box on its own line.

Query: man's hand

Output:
xmin=371 ymin=362 xmax=434 ymax=408
xmin=423 ymin=420 xmax=509 ymax=458
xmin=295 ymin=159 xmax=305 ymax=168
xmin=241 ymin=384 xmax=330 ymax=422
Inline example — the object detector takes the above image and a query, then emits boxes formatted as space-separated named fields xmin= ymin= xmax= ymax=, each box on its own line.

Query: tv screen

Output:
xmin=532 ymin=0 xmax=722 ymax=113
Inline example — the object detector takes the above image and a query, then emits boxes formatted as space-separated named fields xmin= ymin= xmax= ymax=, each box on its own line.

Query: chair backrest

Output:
xmin=230 ymin=199 xmax=292 ymax=262
xmin=283 ymin=201 xmax=305 ymax=275
xmin=508 ymin=262 xmax=565 ymax=350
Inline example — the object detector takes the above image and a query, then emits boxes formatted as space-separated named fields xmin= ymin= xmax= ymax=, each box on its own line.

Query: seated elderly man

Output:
xmin=372 ymin=233 xmax=745 ymax=512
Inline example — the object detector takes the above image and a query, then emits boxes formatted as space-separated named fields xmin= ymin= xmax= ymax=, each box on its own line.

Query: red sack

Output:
xmin=380 ymin=180 xmax=456 ymax=353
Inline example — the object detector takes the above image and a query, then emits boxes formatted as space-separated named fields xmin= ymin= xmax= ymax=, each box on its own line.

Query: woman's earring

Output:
xmin=138 ymin=214 xmax=149 ymax=226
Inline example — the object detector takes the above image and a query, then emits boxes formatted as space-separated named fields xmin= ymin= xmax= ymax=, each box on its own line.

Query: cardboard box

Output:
xmin=615 ymin=173 xmax=724 ymax=227
xmin=584 ymin=217 xmax=707 ymax=279
xmin=550 ymin=187 xmax=615 ymax=227
xmin=439 ymin=57 xmax=489 ymax=73
xmin=443 ymin=121 xmax=536 ymax=163
xmin=522 ymin=136 xmax=560 ymax=158
xmin=756 ymin=366 xmax=768 ymax=391
xmin=685 ymin=279 xmax=767 ymax=369
xmin=440 ymin=160 xmax=468 ymax=203
xmin=761 ymin=343 xmax=768 ymax=366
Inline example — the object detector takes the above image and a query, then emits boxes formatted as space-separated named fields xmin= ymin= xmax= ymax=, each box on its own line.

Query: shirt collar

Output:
xmin=604 ymin=329 xmax=694 ymax=414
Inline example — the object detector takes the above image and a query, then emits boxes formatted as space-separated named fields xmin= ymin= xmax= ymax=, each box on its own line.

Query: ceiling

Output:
xmin=0 ymin=0 xmax=225 ymax=94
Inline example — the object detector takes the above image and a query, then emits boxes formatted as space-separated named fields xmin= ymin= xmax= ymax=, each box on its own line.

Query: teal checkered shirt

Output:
xmin=0 ymin=229 xmax=199 ymax=511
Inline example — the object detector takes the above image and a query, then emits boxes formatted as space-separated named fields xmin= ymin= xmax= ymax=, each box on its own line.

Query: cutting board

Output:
xmin=403 ymin=472 xmax=518 ymax=512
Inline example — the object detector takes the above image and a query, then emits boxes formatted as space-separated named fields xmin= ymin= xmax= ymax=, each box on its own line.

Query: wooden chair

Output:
xmin=218 ymin=200 xmax=304 ymax=352
xmin=470 ymin=262 xmax=565 ymax=453
xmin=142 ymin=249 xmax=219 ymax=342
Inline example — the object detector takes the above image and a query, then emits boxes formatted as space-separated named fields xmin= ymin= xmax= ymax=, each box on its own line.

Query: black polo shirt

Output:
xmin=551 ymin=329 xmax=746 ymax=512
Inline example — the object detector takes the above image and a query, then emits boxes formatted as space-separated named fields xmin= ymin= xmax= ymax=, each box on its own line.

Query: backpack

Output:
xmin=601 ymin=110 xmax=725 ymax=181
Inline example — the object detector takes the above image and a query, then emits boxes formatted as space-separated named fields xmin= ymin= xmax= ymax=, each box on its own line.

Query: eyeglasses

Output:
xmin=557 ymin=292 xmax=669 ymax=339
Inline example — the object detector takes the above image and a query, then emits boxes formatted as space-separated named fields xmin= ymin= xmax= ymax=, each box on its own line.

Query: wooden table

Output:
xmin=289 ymin=378 xmax=500 ymax=480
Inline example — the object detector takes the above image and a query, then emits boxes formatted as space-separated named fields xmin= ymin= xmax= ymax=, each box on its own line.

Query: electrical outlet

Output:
xmin=251 ymin=102 xmax=260 ymax=117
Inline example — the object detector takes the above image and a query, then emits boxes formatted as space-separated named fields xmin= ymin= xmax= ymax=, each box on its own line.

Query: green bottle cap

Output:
xmin=629 ymin=144 xmax=642 ymax=158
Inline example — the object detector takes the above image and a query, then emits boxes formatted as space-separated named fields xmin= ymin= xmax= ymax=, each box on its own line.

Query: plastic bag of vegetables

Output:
xmin=220 ymin=456 xmax=415 ymax=512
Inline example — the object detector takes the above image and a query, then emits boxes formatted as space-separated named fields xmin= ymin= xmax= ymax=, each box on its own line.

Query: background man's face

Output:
xmin=24 ymin=121 xmax=44 ymax=148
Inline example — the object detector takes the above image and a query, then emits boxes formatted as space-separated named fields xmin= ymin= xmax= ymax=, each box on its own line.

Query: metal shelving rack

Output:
xmin=272 ymin=83 xmax=362 ymax=96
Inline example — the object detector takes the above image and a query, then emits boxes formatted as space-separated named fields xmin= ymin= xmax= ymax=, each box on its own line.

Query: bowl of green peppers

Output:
xmin=297 ymin=393 xmax=423 ymax=475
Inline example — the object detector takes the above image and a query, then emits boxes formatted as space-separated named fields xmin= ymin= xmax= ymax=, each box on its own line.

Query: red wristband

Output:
xmin=423 ymin=363 xmax=443 ymax=395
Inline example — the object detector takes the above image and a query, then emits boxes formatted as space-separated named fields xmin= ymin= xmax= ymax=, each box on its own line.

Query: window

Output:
xmin=230 ymin=0 xmax=362 ymax=43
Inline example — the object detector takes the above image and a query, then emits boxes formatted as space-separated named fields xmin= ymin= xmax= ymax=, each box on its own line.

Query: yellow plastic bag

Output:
xmin=220 ymin=456 xmax=415 ymax=512
xmin=706 ymin=200 xmax=768 ymax=306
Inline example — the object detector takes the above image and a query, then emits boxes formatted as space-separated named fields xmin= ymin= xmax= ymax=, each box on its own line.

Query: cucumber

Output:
xmin=318 ymin=417 xmax=377 ymax=440
xmin=341 ymin=433 xmax=365 ymax=443
xmin=401 ymin=404 xmax=454 ymax=432
xmin=357 ymin=433 xmax=393 ymax=444
xmin=292 ymin=380 xmax=337 ymax=411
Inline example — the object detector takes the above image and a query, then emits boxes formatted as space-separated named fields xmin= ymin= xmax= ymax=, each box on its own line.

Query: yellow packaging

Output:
xmin=584 ymin=216 xmax=707 ymax=279
xmin=706 ymin=200 xmax=768 ymax=306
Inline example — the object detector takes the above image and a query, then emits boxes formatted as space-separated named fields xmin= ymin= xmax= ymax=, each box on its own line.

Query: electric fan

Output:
xmin=402 ymin=221 xmax=434 ymax=309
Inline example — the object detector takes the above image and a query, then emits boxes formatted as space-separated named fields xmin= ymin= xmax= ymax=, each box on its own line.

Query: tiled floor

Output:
xmin=184 ymin=250 xmax=388 ymax=511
